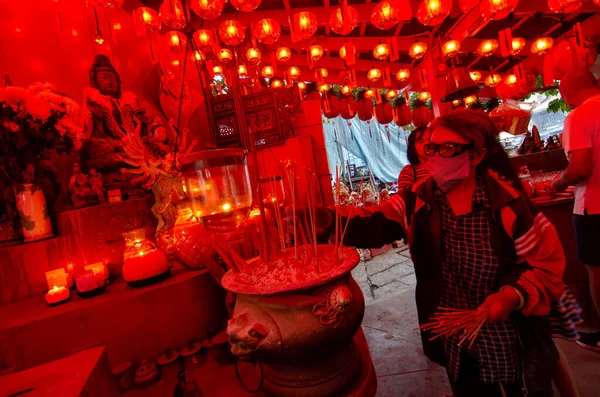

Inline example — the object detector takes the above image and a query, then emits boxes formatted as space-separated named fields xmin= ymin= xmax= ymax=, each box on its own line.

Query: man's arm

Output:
xmin=552 ymin=148 xmax=594 ymax=191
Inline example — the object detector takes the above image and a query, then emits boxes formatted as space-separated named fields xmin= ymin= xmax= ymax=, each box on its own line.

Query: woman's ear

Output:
xmin=471 ymin=147 xmax=487 ymax=166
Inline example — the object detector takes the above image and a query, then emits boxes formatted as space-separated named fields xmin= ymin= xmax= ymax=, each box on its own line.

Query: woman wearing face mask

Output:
xmin=320 ymin=109 xmax=565 ymax=397
xmin=397 ymin=127 xmax=431 ymax=191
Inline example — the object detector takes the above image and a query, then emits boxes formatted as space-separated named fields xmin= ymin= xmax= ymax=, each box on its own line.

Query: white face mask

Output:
xmin=424 ymin=151 xmax=471 ymax=192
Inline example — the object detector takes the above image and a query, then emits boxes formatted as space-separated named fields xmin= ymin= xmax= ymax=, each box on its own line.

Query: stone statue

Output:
xmin=79 ymin=55 xmax=148 ymax=191
xmin=88 ymin=168 xmax=106 ymax=203
xmin=69 ymin=163 xmax=103 ymax=208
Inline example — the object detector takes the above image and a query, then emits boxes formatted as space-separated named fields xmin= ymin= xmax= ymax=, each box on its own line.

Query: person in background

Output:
xmin=552 ymin=68 xmax=600 ymax=353
xmin=319 ymin=110 xmax=565 ymax=396
xmin=397 ymin=127 xmax=431 ymax=190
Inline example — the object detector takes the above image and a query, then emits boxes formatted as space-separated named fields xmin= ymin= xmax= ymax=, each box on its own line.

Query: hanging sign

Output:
xmin=499 ymin=28 xmax=513 ymax=57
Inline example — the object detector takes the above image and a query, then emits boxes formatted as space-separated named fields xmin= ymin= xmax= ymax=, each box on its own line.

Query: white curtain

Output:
xmin=323 ymin=115 xmax=412 ymax=183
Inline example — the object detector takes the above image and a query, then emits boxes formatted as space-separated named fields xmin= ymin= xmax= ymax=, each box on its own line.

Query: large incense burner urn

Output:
xmin=222 ymin=246 xmax=376 ymax=397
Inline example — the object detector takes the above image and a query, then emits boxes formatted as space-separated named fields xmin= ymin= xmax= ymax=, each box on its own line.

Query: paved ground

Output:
xmin=355 ymin=247 xmax=600 ymax=397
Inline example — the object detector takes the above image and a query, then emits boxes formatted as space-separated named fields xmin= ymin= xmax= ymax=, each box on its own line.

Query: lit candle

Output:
xmin=45 ymin=285 xmax=70 ymax=305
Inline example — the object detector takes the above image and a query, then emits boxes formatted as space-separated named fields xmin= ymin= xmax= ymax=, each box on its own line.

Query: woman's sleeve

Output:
xmin=398 ymin=165 xmax=415 ymax=190
xmin=500 ymin=197 xmax=566 ymax=316
xmin=334 ymin=193 xmax=408 ymax=249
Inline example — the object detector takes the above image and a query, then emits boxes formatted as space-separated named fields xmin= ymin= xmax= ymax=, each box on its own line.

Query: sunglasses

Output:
xmin=423 ymin=142 xmax=474 ymax=158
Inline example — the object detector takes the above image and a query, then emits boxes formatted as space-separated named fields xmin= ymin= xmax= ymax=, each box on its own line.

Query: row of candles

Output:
xmin=44 ymin=263 xmax=108 ymax=305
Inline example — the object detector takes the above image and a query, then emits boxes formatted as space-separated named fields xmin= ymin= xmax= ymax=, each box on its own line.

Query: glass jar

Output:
xmin=180 ymin=149 xmax=252 ymax=233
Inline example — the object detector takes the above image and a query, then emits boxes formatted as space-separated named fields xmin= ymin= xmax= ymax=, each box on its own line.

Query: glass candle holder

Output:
xmin=181 ymin=149 xmax=252 ymax=233
xmin=122 ymin=229 xmax=169 ymax=285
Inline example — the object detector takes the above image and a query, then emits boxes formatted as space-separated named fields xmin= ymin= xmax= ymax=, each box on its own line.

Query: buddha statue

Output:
xmin=79 ymin=55 xmax=149 ymax=190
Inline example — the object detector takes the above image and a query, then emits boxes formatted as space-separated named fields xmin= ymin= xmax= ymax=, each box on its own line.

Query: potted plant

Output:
xmin=0 ymin=82 xmax=80 ymax=242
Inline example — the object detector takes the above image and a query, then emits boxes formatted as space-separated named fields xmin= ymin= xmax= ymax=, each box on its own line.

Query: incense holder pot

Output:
xmin=222 ymin=245 xmax=369 ymax=397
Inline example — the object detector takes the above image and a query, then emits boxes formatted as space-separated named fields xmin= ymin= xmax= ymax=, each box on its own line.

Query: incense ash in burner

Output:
xmin=222 ymin=245 xmax=360 ymax=295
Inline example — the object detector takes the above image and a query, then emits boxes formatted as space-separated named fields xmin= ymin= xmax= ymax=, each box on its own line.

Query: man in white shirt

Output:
xmin=553 ymin=68 xmax=600 ymax=352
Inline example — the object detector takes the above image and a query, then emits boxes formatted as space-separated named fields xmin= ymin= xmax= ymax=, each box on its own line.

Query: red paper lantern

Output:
xmin=238 ymin=64 xmax=248 ymax=76
xmin=339 ymin=44 xmax=355 ymax=60
xmin=271 ymin=79 xmax=284 ymax=89
xmin=485 ymin=73 xmax=502 ymax=87
xmin=458 ymin=0 xmax=479 ymax=12
xmin=192 ymin=50 xmax=205 ymax=62
xmin=531 ymin=37 xmax=554 ymax=55
xmin=503 ymin=73 xmax=518 ymax=86
xmin=246 ymin=47 xmax=262 ymax=64
xmin=166 ymin=31 xmax=187 ymax=53
xmin=376 ymin=101 xmax=394 ymax=125
xmin=298 ymin=82 xmax=307 ymax=90
xmin=368 ymin=68 xmax=382 ymax=82
xmin=373 ymin=43 xmax=390 ymax=61
xmin=213 ymin=65 xmax=224 ymax=75
xmin=288 ymin=66 xmax=301 ymax=80
xmin=371 ymin=0 xmax=400 ymax=30
xmin=159 ymin=0 xmax=188 ymax=30
xmin=218 ymin=48 xmax=233 ymax=63
xmin=261 ymin=66 xmax=275 ymax=78
xmin=255 ymin=18 xmax=281 ymax=44
xmin=190 ymin=0 xmax=226 ymax=20
xmin=396 ymin=69 xmax=411 ymax=82
xmin=480 ymin=0 xmax=519 ymax=21
xmin=193 ymin=29 xmax=212 ymax=51
xmin=310 ymin=45 xmax=324 ymax=62
xmin=470 ymin=70 xmax=482 ymax=82
xmin=219 ymin=20 xmax=245 ymax=46
xmin=358 ymin=94 xmax=374 ymax=121
xmin=418 ymin=91 xmax=431 ymax=101
xmin=340 ymin=95 xmax=357 ymax=120
xmin=442 ymin=40 xmax=461 ymax=58
xmin=276 ymin=47 xmax=292 ymax=62
xmin=595 ymin=0 xmax=600 ymax=5
xmin=230 ymin=0 xmax=261 ymax=12
xmin=341 ymin=85 xmax=352 ymax=95
xmin=133 ymin=7 xmax=161 ymax=34
xmin=511 ymin=38 xmax=526 ymax=55
xmin=417 ymin=0 xmax=452 ymax=26
xmin=323 ymin=94 xmax=341 ymax=119
xmin=548 ymin=0 xmax=582 ymax=13
xmin=318 ymin=84 xmax=330 ymax=93
xmin=293 ymin=11 xmax=318 ymax=40
xmin=316 ymin=67 xmax=329 ymax=80
xmin=463 ymin=95 xmax=477 ymax=105
xmin=409 ymin=41 xmax=428 ymax=59
xmin=330 ymin=6 xmax=359 ymax=35
xmin=550 ymin=38 xmax=598 ymax=79
xmin=394 ymin=102 xmax=412 ymax=126
xmin=477 ymin=39 xmax=498 ymax=57
xmin=386 ymin=89 xmax=398 ymax=99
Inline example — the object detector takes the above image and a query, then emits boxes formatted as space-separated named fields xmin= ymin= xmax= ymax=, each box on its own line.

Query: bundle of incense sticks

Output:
xmin=416 ymin=308 xmax=489 ymax=349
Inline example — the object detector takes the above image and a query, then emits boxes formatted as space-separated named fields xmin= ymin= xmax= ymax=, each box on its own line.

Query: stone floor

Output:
xmin=354 ymin=247 xmax=600 ymax=397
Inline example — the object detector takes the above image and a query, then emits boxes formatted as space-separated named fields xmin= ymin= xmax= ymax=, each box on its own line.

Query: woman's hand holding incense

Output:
xmin=478 ymin=288 xmax=521 ymax=322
